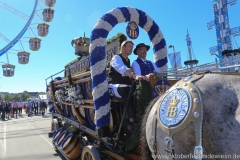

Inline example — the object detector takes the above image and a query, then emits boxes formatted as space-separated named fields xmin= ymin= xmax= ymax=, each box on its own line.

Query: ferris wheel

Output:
xmin=0 ymin=0 xmax=56 ymax=77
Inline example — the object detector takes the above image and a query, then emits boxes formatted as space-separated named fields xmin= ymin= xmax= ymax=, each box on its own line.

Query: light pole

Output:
xmin=168 ymin=45 xmax=177 ymax=70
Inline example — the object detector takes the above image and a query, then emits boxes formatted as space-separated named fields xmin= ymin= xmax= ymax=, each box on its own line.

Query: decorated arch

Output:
xmin=90 ymin=6 xmax=168 ymax=128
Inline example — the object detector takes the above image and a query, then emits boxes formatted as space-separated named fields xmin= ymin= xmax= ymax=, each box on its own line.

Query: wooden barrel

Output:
xmin=52 ymin=127 xmax=62 ymax=143
xmin=70 ymin=105 xmax=87 ymax=125
xmin=68 ymin=105 xmax=75 ymax=119
xmin=62 ymin=104 xmax=69 ymax=117
xmin=60 ymin=133 xmax=82 ymax=160
xmin=81 ymin=80 xmax=93 ymax=99
xmin=55 ymin=130 xmax=67 ymax=147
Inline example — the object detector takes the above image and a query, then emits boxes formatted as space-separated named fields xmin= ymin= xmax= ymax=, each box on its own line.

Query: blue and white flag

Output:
xmin=168 ymin=52 xmax=182 ymax=70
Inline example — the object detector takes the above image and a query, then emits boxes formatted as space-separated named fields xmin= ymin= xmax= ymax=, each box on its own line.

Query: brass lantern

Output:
xmin=45 ymin=0 xmax=56 ymax=7
xmin=17 ymin=51 xmax=30 ymax=64
xmin=2 ymin=64 xmax=15 ymax=77
xmin=29 ymin=38 xmax=41 ymax=51
xmin=37 ymin=23 xmax=50 ymax=37
xmin=42 ymin=8 xmax=55 ymax=22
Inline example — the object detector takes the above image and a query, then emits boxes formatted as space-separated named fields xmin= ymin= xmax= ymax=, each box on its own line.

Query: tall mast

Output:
xmin=184 ymin=30 xmax=198 ymax=69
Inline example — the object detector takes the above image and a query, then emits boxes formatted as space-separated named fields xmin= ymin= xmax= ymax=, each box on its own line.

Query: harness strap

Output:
xmin=150 ymin=109 xmax=157 ymax=159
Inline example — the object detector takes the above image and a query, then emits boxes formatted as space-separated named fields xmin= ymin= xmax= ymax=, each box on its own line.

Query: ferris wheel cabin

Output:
xmin=29 ymin=38 xmax=41 ymax=51
xmin=2 ymin=64 xmax=15 ymax=77
xmin=37 ymin=23 xmax=50 ymax=37
xmin=17 ymin=51 xmax=30 ymax=64
xmin=42 ymin=8 xmax=55 ymax=22
xmin=45 ymin=0 xmax=56 ymax=7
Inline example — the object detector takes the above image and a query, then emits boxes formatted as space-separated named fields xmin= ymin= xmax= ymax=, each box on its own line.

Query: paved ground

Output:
xmin=0 ymin=112 xmax=66 ymax=160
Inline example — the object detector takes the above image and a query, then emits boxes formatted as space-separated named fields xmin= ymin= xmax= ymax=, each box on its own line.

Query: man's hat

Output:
xmin=133 ymin=43 xmax=150 ymax=55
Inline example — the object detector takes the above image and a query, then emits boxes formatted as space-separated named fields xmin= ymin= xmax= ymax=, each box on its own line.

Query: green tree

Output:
xmin=20 ymin=91 xmax=30 ymax=101
xmin=0 ymin=94 xmax=4 ymax=100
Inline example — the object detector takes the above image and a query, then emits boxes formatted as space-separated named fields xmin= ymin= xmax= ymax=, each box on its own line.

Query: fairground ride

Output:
xmin=207 ymin=0 xmax=240 ymax=71
xmin=0 ymin=0 xmax=56 ymax=77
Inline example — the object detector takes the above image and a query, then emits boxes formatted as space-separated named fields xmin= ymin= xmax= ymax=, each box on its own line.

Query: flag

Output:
xmin=168 ymin=52 xmax=182 ymax=70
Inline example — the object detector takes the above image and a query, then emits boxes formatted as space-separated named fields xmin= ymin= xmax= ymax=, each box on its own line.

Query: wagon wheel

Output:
xmin=81 ymin=145 xmax=101 ymax=160
xmin=51 ymin=118 xmax=59 ymax=151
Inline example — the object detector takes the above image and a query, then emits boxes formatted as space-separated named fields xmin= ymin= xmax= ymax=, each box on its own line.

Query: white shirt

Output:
xmin=18 ymin=102 xmax=24 ymax=108
xmin=110 ymin=55 xmax=131 ymax=76
xmin=132 ymin=58 xmax=160 ymax=76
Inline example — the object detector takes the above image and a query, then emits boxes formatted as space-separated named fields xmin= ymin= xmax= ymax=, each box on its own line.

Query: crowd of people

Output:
xmin=0 ymin=99 xmax=48 ymax=121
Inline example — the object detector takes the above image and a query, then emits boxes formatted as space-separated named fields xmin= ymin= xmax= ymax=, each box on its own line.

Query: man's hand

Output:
xmin=145 ymin=73 xmax=155 ymax=79
xmin=134 ymin=75 xmax=149 ymax=81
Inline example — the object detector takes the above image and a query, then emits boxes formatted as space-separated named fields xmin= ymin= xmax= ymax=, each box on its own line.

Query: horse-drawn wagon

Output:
xmin=47 ymin=6 xmax=240 ymax=160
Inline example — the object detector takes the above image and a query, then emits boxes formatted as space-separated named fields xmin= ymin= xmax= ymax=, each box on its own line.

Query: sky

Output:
xmin=0 ymin=0 xmax=240 ymax=93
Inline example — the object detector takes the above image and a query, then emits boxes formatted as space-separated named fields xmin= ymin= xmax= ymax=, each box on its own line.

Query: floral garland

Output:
xmin=65 ymin=85 xmax=84 ymax=107
xmin=55 ymin=88 xmax=67 ymax=104
xmin=54 ymin=85 xmax=84 ymax=108
xmin=90 ymin=6 xmax=167 ymax=128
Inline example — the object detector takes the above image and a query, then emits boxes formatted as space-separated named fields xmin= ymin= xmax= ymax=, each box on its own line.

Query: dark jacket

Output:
xmin=40 ymin=101 xmax=47 ymax=109
xmin=108 ymin=54 xmax=132 ymax=85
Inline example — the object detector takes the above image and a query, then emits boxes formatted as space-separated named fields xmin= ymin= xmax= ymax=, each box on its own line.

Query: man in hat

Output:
xmin=132 ymin=43 xmax=160 ymax=79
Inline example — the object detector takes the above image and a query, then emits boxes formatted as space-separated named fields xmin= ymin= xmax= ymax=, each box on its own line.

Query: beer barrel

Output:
xmin=55 ymin=130 xmax=67 ymax=147
xmin=52 ymin=127 xmax=62 ymax=143
xmin=60 ymin=133 xmax=81 ymax=160
xmin=68 ymin=105 xmax=75 ymax=119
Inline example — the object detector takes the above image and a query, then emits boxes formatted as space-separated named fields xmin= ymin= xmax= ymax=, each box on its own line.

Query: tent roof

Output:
xmin=39 ymin=94 xmax=47 ymax=100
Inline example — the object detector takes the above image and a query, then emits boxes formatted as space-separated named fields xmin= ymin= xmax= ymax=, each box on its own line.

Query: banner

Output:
xmin=228 ymin=0 xmax=237 ymax=6
xmin=209 ymin=46 xmax=218 ymax=53
xmin=207 ymin=20 xmax=215 ymax=30
xmin=168 ymin=52 xmax=182 ymax=70
xmin=231 ymin=26 xmax=240 ymax=37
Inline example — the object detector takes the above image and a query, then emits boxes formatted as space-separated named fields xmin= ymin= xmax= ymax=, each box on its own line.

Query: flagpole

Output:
xmin=169 ymin=45 xmax=178 ymax=72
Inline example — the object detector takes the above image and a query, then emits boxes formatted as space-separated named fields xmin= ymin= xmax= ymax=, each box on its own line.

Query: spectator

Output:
xmin=23 ymin=102 xmax=26 ymax=111
xmin=18 ymin=100 xmax=24 ymax=117
xmin=6 ymin=102 xmax=11 ymax=120
xmin=12 ymin=100 xmax=18 ymax=118
xmin=0 ymin=100 xmax=2 ymax=118
xmin=7 ymin=101 xmax=13 ymax=118
xmin=30 ymin=101 xmax=34 ymax=115
xmin=33 ymin=100 xmax=39 ymax=116
xmin=1 ymin=101 xmax=6 ymax=121
xmin=40 ymin=100 xmax=47 ymax=117
xmin=26 ymin=100 xmax=32 ymax=116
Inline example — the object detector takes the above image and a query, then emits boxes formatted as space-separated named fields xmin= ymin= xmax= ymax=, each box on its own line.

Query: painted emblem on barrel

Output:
xmin=153 ymin=80 xmax=171 ymax=98
xmin=126 ymin=21 xmax=139 ymax=39
xmin=159 ymin=89 xmax=190 ymax=127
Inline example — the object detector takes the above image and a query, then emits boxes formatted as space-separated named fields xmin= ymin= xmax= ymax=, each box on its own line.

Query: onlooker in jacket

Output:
xmin=32 ymin=101 xmax=39 ymax=116
xmin=40 ymin=100 xmax=47 ymax=116
xmin=1 ymin=101 xmax=7 ymax=121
